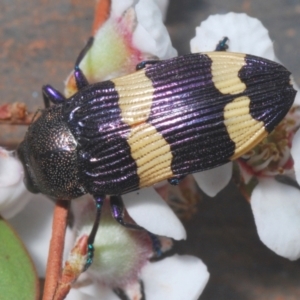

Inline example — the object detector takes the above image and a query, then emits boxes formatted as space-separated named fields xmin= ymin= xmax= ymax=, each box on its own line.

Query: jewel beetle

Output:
xmin=17 ymin=37 xmax=296 ymax=268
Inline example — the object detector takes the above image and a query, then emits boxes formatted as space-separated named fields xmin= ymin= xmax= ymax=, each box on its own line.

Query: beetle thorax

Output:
xmin=17 ymin=105 xmax=86 ymax=200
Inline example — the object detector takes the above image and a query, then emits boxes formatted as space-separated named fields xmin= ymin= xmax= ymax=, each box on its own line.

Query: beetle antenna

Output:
xmin=42 ymin=84 xmax=66 ymax=107
xmin=74 ymin=37 xmax=94 ymax=90
xmin=75 ymin=37 xmax=94 ymax=68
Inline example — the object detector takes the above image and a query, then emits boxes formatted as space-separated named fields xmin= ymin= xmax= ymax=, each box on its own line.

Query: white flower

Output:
xmin=133 ymin=0 xmax=176 ymax=59
xmin=64 ymin=0 xmax=176 ymax=97
xmin=152 ymin=0 xmax=169 ymax=20
xmin=67 ymin=253 xmax=209 ymax=300
xmin=123 ymin=187 xmax=186 ymax=239
xmin=0 ymin=147 xmax=29 ymax=219
xmin=64 ymin=195 xmax=209 ymax=300
xmin=191 ymin=12 xmax=300 ymax=260
xmin=251 ymin=178 xmax=300 ymax=260
xmin=190 ymin=12 xmax=275 ymax=60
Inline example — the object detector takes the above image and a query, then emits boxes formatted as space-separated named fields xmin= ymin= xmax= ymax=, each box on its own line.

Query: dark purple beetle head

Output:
xmin=17 ymin=105 xmax=86 ymax=200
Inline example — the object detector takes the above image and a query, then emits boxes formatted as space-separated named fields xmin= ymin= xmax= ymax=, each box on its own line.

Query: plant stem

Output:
xmin=42 ymin=200 xmax=69 ymax=300
xmin=92 ymin=0 xmax=111 ymax=35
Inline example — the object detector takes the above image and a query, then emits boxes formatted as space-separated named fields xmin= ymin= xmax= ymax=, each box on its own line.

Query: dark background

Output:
xmin=1 ymin=0 xmax=300 ymax=299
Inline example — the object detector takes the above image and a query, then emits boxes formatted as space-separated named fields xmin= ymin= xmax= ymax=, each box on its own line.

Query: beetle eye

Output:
xmin=23 ymin=171 xmax=40 ymax=194
xmin=17 ymin=141 xmax=40 ymax=194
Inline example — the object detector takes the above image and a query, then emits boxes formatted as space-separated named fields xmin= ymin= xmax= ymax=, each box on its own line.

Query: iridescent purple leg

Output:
xmin=42 ymin=84 xmax=66 ymax=108
xmin=74 ymin=37 xmax=94 ymax=90
xmin=110 ymin=195 xmax=143 ymax=230
xmin=110 ymin=195 xmax=162 ymax=257
xmin=84 ymin=194 xmax=105 ymax=270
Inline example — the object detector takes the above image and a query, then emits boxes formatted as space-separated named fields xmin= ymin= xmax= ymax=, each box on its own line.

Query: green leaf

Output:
xmin=0 ymin=217 xmax=39 ymax=300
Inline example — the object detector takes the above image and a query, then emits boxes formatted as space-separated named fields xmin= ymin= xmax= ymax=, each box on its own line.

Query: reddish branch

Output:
xmin=0 ymin=102 xmax=36 ymax=125
xmin=92 ymin=0 xmax=111 ymax=35
xmin=42 ymin=200 xmax=70 ymax=300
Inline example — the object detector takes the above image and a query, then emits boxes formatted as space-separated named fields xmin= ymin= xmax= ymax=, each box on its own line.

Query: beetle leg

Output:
xmin=136 ymin=60 xmax=160 ymax=71
xmin=84 ymin=194 xmax=105 ymax=270
xmin=215 ymin=36 xmax=229 ymax=51
xmin=110 ymin=195 xmax=162 ymax=257
xmin=168 ymin=175 xmax=186 ymax=186
xmin=148 ymin=232 xmax=162 ymax=257
xmin=114 ymin=280 xmax=145 ymax=300
xmin=110 ymin=195 xmax=144 ymax=230
xmin=74 ymin=37 xmax=94 ymax=90
xmin=42 ymin=84 xmax=66 ymax=107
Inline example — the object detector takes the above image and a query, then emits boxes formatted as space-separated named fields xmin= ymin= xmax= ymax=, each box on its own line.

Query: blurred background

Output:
xmin=1 ymin=0 xmax=300 ymax=299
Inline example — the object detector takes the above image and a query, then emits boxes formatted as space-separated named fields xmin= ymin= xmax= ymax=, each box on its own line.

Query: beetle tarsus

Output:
xmin=114 ymin=281 xmax=145 ymax=300
xmin=110 ymin=195 xmax=143 ymax=230
xmin=215 ymin=37 xmax=229 ymax=51
xmin=168 ymin=175 xmax=186 ymax=186
xmin=148 ymin=232 xmax=162 ymax=257
xmin=84 ymin=194 xmax=105 ymax=271
xmin=136 ymin=60 xmax=160 ymax=71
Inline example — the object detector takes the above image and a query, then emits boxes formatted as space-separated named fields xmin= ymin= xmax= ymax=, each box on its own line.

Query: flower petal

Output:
xmin=291 ymin=128 xmax=300 ymax=184
xmin=0 ymin=148 xmax=23 ymax=187
xmin=133 ymin=0 xmax=177 ymax=59
xmin=193 ymin=162 xmax=232 ymax=197
xmin=141 ymin=255 xmax=209 ymax=300
xmin=68 ymin=280 xmax=119 ymax=300
xmin=153 ymin=0 xmax=169 ymax=20
xmin=110 ymin=0 xmax=170 ymax=20
xmin=0 ymin=187 xmax=31 ymax=220
xmin=110 ymin=0 xmax=135 ymax=18
xmin=251 ymin=178 xmax=300 ymax=260
xmin=190 ymin=13 xmax=275 ymax=60
xmin=66 ymin=289 xmax=96 ymax=300
xmin=9 ymin=195 xmax=55 ymax=276
xmin=122 ymin=187 xmax=186 ymax=240
xmin=0 ymin=147 xmax=30 ymax=219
